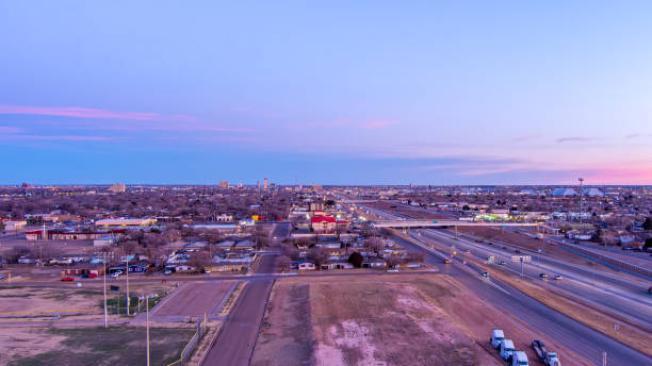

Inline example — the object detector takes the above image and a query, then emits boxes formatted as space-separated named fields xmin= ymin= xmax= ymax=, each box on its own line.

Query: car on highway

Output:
xmin=481 ymin=271 xmax=489 ymax=278
xmin=463 ymin=249 xmax=471 ymax=253
xmin=490 ymin=329 xmax=505 ymax=348
xmin=539 ymin=273 xmax=549 ymax=279
xmin=498 ymin=260 xmax=507 ymax=266
xmin=111 ymin=270 xmax=124 ymax=278
xmin=443 ymin=258 xmax=452 ymax=264
xmin=553 ymin=274 xmax=563 ymax=281
xmin=511 ymin=351 xmax=529 ymax=366
xmin=500 ymin=339 xmax=516 ymax=361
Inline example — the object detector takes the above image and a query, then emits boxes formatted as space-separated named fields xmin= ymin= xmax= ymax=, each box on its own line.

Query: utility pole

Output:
xmin=602 ymin=351 xmax=607 ymax=366
xmin=146 ymin=294 xmax=151 ymax=366
xmin=126 ymin=256 xmax=130 ymax=316
xmin=103 ymin=252 xmax=108 ymax=328
xmin=520 ymin=257 xmax=525 ymax=278
xmin=578 ymin=177 xmax=584 ymax=222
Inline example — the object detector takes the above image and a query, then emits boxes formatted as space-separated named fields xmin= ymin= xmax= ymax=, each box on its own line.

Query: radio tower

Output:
xmin=578 ymin=177 xmax=584 ymax=222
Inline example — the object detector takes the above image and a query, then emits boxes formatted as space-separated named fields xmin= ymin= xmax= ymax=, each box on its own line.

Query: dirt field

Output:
xmin=254 ymin=274 xmax=597 ymax=366
xmin=0 ymin=286 xmax=103 ymax=317
xmin=153 ymin=281 xmax=237 ymax=319
xmin=253 ymin=282 xmax=313 ymax=366
xmin=0 ymin=283 xmax=173 ymax=319
xmin=1 ymin=326 xmax=194 ymax=365
xmin=254 ymin=275 xmax=507 ymax=366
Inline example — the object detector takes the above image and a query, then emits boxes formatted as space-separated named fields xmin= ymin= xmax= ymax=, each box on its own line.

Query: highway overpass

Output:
xmin=372 ymin=219 xmax=539 ymax=229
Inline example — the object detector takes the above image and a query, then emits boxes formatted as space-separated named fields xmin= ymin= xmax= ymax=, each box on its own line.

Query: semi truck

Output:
xmin=531 ymin=340 xmax=561 ymax=366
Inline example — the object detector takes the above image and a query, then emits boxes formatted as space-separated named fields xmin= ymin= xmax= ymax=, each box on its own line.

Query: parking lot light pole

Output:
xmin=103 ymin=252 xmax=108 ymax=328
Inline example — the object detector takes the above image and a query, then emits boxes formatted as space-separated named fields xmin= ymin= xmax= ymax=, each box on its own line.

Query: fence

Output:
xmin=166 ymin=317 xmax=208 ymax=366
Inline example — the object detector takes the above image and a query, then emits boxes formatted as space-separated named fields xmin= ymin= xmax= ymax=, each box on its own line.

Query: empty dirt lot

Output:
xmin=153 ymin=281 xmax=237 ymax=319
xmin=1 ymin=326 xmax=195 ymax=365
xmin=253 ymin=274 xmax=592 ymax=366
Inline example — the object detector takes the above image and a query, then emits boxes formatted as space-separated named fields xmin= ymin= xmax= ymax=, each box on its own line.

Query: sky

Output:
xmin=1 ymin=1 xmax=652 ymax=185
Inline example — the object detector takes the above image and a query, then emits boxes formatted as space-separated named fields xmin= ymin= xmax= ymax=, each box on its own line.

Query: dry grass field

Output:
xmin=254 ymin=273 xmax=598 ymax=366
xmin=254 ymin=274 xmax=503 ymax=366
xmin=2 ymin=326 xmax=195 ymax=366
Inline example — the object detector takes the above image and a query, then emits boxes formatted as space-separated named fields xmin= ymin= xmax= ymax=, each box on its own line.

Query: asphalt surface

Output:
xmin=200 ymin=225 xmax=284 ymax=366
xmin=420 ymin=229 xmax=652 ymax=329
xmin=393 ymin=230 xmax=652 ymax=366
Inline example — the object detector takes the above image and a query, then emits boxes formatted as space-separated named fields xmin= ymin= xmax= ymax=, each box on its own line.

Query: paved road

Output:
xmin=201 ymin=225 xmax=284 ymax=366
xmin=420 ymin=229 xmax=652 ymax=329
xmin=201 ymin=254 xmax=275 ymax=366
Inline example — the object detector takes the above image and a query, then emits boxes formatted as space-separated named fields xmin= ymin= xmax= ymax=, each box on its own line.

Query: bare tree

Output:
xmin=277 ymin=255 xmax=292 ymax=272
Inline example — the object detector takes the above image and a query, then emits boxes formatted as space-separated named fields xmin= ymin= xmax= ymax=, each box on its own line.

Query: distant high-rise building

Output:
xmin=263 ymin=177 xmax=269 ymax=190
xmin=218 ymin=180 xmax=229 ymax=189
xmin=108 ymin=183 xmax=126 ymax=193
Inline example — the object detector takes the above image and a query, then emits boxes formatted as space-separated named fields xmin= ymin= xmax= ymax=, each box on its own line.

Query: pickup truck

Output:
xmin=532 ymin=340 xmax=561 ymax=366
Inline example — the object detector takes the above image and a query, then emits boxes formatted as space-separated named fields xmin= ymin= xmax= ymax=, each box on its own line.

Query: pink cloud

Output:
xmin=0 ymin=133 xmax=114 ymax=142
xmin=0 ymin=105 xmax=196 ymax=122
xmin=0 ymin=105 xmax=256 ymax=134
xmin=359 ymin=119 xmax=396 ymax=130
xmin=297 ymin=118 xmax=397 ymax=130
xmin=582 ymin=167 xmax=652 ymax=185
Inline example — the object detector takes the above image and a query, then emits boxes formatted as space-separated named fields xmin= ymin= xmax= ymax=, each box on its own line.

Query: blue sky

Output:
xmin=2 ymin=1 xmax=652 ymax=184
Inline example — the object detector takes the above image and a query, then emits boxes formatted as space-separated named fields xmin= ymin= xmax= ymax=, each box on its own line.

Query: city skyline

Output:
xmin=2 ymin=1 xmax=652 ymax=184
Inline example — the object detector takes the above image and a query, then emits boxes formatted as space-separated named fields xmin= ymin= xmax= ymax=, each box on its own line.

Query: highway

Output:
xmin=361 ymin=204 xmax=652 ymax=366
xmin=367 ymin=203 xmax=652 ymax=328
xmin=419 ymin=229 xmax=652 ymax=330
xmin=392 ymin=232 xmax=652 ymax=366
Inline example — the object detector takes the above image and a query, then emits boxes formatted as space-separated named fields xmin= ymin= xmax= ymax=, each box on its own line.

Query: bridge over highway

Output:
xmin=372 ymin=219 xmax=539 ymax=229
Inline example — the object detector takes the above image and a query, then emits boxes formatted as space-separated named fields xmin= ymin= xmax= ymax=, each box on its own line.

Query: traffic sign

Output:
xmin=511 ymin=255 xmax=532 ymax=263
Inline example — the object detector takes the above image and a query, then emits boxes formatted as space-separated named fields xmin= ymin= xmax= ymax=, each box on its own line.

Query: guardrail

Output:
xmin=166 ymin=318 xmax=208 ymax=366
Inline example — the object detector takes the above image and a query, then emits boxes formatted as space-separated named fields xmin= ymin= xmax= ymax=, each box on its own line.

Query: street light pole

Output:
xmin=103 ymin=252 xmax=108 ymax=328
xmin=146 ymin=295 xmax=151 ymax=366
xmin=126 ymin=256 xmax=130 ymax=316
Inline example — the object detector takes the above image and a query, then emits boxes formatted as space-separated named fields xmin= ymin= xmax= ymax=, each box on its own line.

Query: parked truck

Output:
xmin=532 ymin=340 xmax=561 ymax=366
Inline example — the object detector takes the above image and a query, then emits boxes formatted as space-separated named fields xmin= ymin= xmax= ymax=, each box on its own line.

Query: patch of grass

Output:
xmin=0 ymin=286 xmax=26 ymax=290
xmin=0 ymin=293 xmax=32 ymax=298
xmin=8 ymin=326 xmax=195 ymax=366
xmin=103 ymin=294 xmax=161 ymax=315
